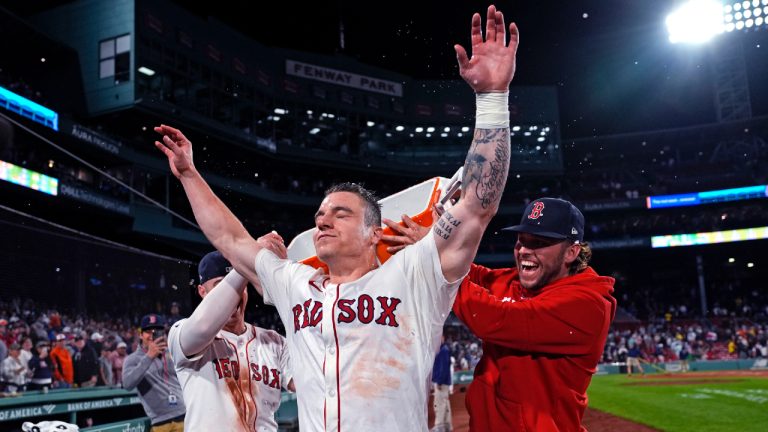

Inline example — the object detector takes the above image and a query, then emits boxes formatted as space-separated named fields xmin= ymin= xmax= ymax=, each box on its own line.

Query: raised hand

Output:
xmin=381 ymin=214 xmax=431 ymax=254
xmin=257 ymin=231 xmax=288 ymax=259
xmin=454 ymin=5 xmax=519 ymax=93
xmin=154 ymin=124 xmax=196 ymax=179
xmin=147 ymin=336 xmax=167 ymax=358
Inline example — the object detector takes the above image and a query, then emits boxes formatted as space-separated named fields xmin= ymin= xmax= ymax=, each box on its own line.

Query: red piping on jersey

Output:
xmin=309 ymin=280 xmax=324 ymax=293
xmin=245 ymin=325 xmax=259 ymax=431
xmin=323 ymin=355 xmax=327 ymax=431
xmin=223 ymin=338 xmax=249 ymax=427
xmin=332 ymin=283 xmax=342 ymax=432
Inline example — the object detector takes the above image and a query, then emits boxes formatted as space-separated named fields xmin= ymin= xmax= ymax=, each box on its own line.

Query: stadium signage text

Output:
xmin=0 ymin=404 xmax=54 ymax=421
xmin=287 ymin=60 xmax=403 ymax=97
xmin=0 ymin=397 xmax=143 ymax=421
xmin=70 ymin=124 xmax=122 ymax=155
xmin=59 ymin=183 xmax=131 ymax=216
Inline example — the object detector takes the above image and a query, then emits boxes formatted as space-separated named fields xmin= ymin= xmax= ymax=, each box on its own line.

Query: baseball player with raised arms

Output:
xmin=155 ymin=5 xmax=518 ymax=430
xmin=167 ymin=250 xmax=294 ymax=431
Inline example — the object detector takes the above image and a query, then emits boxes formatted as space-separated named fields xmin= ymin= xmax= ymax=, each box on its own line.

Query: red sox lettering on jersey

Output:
xmin=291 ymin=294 xmax=402 ymax=332
xmin=257 ymin=236 xmax=461 ymax=431
xmin=212 ymin=357 xmax=282 ymax=389
xmin=168 ymin=320 xmax=290 ymax=432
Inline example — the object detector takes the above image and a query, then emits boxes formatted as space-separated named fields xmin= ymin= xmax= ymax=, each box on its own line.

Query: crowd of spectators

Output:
xmin=0 ymin=297 xmax=284 ymax=394
xmin=602 ymin=320 xmax=768 ymax=365
xmin=3 ymin=283 xmax=768 ymax=396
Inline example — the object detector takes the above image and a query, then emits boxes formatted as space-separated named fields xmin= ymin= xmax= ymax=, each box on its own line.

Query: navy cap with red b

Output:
xmin=198 ymin=251 xmax=233 ymax=284
xmin=502 ymin=197 xmax=584 ymax=242
xmin=140 ymin=314 xmax=166 ymax=330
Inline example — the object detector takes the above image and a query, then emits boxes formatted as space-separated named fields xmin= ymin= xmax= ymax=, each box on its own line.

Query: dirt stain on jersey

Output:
xmin=225 ymin=375 xmax=251 ymax=430
xmin=222 ymin=335 xmax=258 ymax=431
xmin=347 ymin=350 xmax=406 ymax=399
xmin=392 ymin=314 xmax=416 ymax=355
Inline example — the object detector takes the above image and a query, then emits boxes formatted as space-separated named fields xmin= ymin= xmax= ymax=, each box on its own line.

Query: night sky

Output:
xmin=10 ymin=1 xmax=768 ymax=137
xmin=178 ymin=0 xmax=768 ymax=138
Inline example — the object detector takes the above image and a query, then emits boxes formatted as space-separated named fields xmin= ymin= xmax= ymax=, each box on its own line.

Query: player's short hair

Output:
xmin=325 ymin=182 xmax=382 ymax=228
xmin=568 ymin=241 xmax=592 ymax=275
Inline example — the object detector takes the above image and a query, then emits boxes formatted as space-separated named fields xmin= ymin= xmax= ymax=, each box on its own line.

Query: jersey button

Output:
xmin=328 ymin=347 xmax=336 ymax=355
xmin=329 ymin=389 xmax=336 ymax=397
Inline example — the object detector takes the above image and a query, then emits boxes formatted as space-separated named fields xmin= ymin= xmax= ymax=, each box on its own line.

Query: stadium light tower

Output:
xmin=666 ymin=0 xmax=758 ymax=121
xmin=667 ymin=0 xmax=768 ymax=43
xmin=666 ymin=0 xmax=725 ymax=43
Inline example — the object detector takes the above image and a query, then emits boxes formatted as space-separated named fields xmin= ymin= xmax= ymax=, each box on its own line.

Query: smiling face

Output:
xmin=313 ymin=191 xmax=381 ymax=266
xmin=514 ymin=232 xmax=580 ymax=291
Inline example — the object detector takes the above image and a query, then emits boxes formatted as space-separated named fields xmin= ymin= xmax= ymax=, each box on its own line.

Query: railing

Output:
xmin=0 ymin=387 xmax=301 ymax=431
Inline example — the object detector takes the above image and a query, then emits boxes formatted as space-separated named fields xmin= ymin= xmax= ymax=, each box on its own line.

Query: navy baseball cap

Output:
xmin=140 ymin=314 xmax=166 ymax=330
xmin=502 ymin=197 xmax=585 ymax=242
xmin=198 ymin=251 xmax=233 ymax=284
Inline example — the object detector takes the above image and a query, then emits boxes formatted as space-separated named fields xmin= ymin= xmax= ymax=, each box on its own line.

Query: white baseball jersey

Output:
xmin=168 ymin=320 xmax=291 ymax=432
xmin=256 ymin=234 xmax=461 ymax=432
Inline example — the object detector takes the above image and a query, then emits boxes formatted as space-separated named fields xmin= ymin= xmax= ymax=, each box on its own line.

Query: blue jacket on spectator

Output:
xmin=432 ymin=343 xmax=452 ymax=386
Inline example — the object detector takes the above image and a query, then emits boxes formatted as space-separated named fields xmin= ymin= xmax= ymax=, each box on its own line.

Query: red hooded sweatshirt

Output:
xmin=453 ymin=265 xmax=616 ymax=432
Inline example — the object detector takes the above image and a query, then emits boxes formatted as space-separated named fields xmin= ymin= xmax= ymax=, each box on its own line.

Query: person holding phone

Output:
xmin=123 ymin=314 xmax=186 ymax=432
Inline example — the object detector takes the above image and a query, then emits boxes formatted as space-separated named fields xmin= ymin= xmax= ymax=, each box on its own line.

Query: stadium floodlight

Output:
xmin=366 ymin=121 xmax=375 ymax=127
xmin=537 ymin=137 xmax=546 ymax=142
xmin=440 ymin=133 xmax=448 ymax=137
xmin=666 ymin=0 xmax=724 ymax=44
xmin=748 ymin=262 xmax=755 ymax=268
xmin=426 ymin=127 xmax=436 ymax=133
xmin=138 ymin=66 xmax=155 ymax=76
xmin=512 ymin=125 xmax=521 ymax=131
xmin=274 ymin=108 xmax=288 ymax=115
xmin=306 ymin=110 xmax=313 ymax=115
xmin=461 ymin=126 xmax=470 ymax=132
xmin=729 ymin=257 xmax=736 ymax=262
xmin=309 ymin=128 xmax=320 ymax=135
xmin=443 ymin=127 xmax=451 ymax=132
xmin=415 ymin=127 xmax=424 ymax=133
xmin=395 ymin=125 xmax=405 ymax=131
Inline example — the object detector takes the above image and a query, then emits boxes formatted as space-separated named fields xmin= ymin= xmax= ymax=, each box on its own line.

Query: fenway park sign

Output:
xmin=286 ymin=60 xmax=403 ymax=97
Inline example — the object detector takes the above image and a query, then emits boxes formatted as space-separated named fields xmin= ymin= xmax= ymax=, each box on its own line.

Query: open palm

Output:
xmin=455 ymin=5 xmax=519 ymax=93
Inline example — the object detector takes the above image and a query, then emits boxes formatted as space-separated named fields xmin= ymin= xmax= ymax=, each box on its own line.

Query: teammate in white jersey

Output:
xmin=155 ymin=5 xmax=517 ymax=431
xmin=168 ymin=250 xmax=294 ymax=432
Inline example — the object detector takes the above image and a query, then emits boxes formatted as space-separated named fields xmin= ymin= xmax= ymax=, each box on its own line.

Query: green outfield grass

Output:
xmin=586 ymin=373 xmax=768 ymax=432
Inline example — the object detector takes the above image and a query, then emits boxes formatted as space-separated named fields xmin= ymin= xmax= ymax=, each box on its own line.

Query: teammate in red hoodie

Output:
xmin=384 ymin=197 xmax=616 ymax=431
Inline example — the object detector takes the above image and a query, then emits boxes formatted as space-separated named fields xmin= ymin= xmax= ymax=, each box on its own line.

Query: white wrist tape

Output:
xmin=475 ymin=92 xmax=510 ymax=129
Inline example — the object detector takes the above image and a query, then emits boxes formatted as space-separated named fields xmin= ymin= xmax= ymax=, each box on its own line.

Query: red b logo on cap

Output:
xmin=528 ymin=202 xmax=545 ymax=220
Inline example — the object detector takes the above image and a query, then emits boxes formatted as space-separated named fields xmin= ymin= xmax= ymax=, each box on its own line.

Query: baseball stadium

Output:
xmin=1 ymin=1 xmax=767 ymax=431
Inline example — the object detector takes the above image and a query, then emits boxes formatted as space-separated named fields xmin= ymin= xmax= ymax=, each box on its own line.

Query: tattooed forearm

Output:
xmin=433 ymin=211 xmax=462 ymax=240
xmin=461 ymin=128 xmax=510 ymax=209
